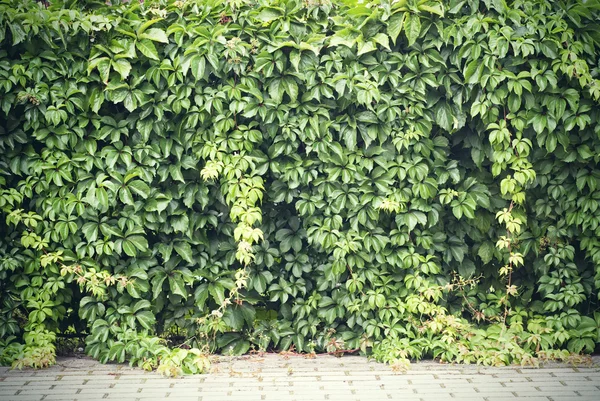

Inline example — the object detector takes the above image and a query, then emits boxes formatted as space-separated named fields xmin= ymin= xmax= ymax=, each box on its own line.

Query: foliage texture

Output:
xmin=1 ymin=0 xmax=600 ymax=369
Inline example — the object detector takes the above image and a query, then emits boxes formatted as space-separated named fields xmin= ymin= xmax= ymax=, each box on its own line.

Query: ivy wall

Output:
xmin=1 ymin=0 xmax=600 ymax=370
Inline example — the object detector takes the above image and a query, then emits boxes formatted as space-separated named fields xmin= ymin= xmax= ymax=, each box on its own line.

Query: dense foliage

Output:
xmin=2 ymin=0 xmax=600 ymax=372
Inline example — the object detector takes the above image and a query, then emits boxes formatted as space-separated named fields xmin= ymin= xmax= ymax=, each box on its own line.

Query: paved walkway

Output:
xmin=1 ymin=354 xmax=599 ymax=401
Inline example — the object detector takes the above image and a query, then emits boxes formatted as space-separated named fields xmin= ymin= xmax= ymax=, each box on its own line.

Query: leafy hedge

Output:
xmin=2 ymin=0 xmax=600 ymax=371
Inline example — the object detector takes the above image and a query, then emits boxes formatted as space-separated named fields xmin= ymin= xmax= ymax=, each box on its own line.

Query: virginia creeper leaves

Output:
xmin=1 ymin=0 xmax=600 ymax=365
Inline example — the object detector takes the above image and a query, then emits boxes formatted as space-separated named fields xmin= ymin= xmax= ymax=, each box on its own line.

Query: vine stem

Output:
xmin=502 ymin=200 xmax=515 ymax=327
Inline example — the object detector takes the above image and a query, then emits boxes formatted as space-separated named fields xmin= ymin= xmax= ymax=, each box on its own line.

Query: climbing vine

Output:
xmin=1 ymin=0 xmax=600 ymax=372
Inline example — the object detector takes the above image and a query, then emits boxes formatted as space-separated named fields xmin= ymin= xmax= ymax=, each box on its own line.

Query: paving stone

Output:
xmin=0 ymin=385 xmax=54 ymax=391
xmin=548 ymin=398 xmax=589 ymax=401
xmin=514 ymin=390 xmax=579 ymax=397
xmin=573 ymin=389 xmax=600 ymax=397
xmin=0 ymin=396 xmax=45 ymax=401
xmin=483 ymin=398 xmax=550 ymax=401
xmin=1 ymin=356 xmax=599 ymax=401
xmin=416 ymin=398 xmax=489 ymax=401
xmin=135 ymin=396 xmax=202 ymax=401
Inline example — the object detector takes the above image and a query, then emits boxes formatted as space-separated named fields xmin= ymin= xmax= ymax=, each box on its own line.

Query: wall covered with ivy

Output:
xmin=1 ymin=0 xmax=600 ymax=371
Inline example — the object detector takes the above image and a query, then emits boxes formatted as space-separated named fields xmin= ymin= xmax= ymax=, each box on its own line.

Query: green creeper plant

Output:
xmin=0 ymin=0 xmax=600 ymax=372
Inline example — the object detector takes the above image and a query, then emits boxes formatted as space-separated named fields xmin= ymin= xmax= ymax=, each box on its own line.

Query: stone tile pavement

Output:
xmin=1 ymin=354 xmax=599 ymax=401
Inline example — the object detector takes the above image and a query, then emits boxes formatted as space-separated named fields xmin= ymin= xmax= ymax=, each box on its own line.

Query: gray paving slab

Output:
xmin=0 ymin=355 xmax=599 ymax=401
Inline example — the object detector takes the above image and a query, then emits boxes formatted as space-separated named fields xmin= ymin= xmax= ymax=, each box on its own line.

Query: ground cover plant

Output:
xmin=1 ymin=0 xmax=600 ymax=374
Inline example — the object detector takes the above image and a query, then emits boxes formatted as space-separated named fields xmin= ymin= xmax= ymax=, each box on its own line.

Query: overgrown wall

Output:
xmin=1 ymin=0 xmax=600 ymax=369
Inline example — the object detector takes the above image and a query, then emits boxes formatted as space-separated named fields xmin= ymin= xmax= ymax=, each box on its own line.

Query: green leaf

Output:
xmin=122 ymin=239 xmax=137 ymax=257
xmin=228 ymin=339 xmax=250 ymax=355
xmin=357 ymin=40 xmax=376 ymax=56
xmin=89 ymin=87 xmax=105 ymax=113
xmin=268 ymin=79 xmax=283 ymax=103
xmin=136 ymin=39 xmax=159 ymax=61
xmin=96 ymin=187 xmax=109 ymax=210
xmin=108 ymin=343 xmax=126 ymax=363
xmin=9 ymin=22 xmax=26 ymax=45
xmin=329 ymin=27 xmax=359 ymax=48
xmin=404 ymin=13 xmax=421 ymax=46
xmin=152 ymin=273 xmax=167 ymax=300
xmin=209 ymin=284 xmax=225 ymax=305
xmin=97 ymin=58 xmax=111 ymax=84
xmin=169 ymin=276 xmax=187 ymax=298
xmin=577 ymin=144 xmax=593 ymax=160
xmin=132 ymin=300 xmax=151 ymax=313
xmin=172 ymin=214 xmax=189 ymax=233
xmin=135 ymin=311 xmax=156 ymax=330
xmin=139 ymin=28 xmax=169 ymax=43
xmin=222 ymin=305 xmax=255 ymax=330
xmin=387 ymin=12 xmax=406 ymax=45
xmin=128 ymin=180 xmax=151 ymax=199
xmin=223 ymin=307 xmax=244 ymax=330
xmin=174 ymin=241 xmax=194 ymax=264
xmin=145 ymin=195 xmax=171 ymax=212
xmin=111 ymin=59 xmax=131 ymax=80
xmin=405 ymin=211 xmax=426 ymax=231
xmin=532 ymin=114 xmax=546 ymax=134
xmin=82 ymin=222 xmax=98 ymax=242
xmin=190 ymin=55 xmax=206 ymax=81
xmin=540 ymin=40 xmax=558 ymax=58
xmin=328 ymin=141 xmax=345 ymax=163
xmin=372 ymin=33 xmax=390 ymax=51
xmin=508 ymin=93 xmax=521 ymax=113
xmin=129 ymin=235 xmax=149 ymax=253
xmin=256 ymin=7 xmax=283 ymax=22
xmin=420 ymin=3 xmax=444 ymax=16
xmin=289 ymin=50 xmax=300 ymax=72
xmin=100 ymin=224 xmax=122 ymax=238
xmin=464 ymin=59 xmax=483 ymax=84
xmin=119 ymin=187 xmax=134 ymax=205
xmin=478 ymin=242 xmax=495 ymax=264
xmin=450 ymin=245 xmax=465 ymax=263
xmin=282 ymin=78 xmax=298 ymax=102
xmin=457 ymin=259 xmax=476 ymax=278
xmin=435 ymin=102 xmax=453 ymax=131
xmin=137 ymin=18 xmax=163 ymax=35
xmin=127 ymin=278 xmax=149 ymax=299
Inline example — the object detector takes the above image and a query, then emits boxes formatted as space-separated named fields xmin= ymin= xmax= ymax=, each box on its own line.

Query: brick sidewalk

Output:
xmin=1 ymin=355 xmax=599 ymax=401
